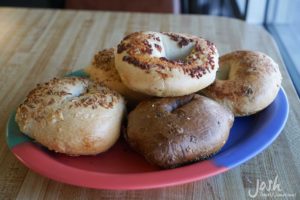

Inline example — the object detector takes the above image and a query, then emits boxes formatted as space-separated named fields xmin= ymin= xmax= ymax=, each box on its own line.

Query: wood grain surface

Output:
xmin=0 ymin=8 xmax=299 ymax=200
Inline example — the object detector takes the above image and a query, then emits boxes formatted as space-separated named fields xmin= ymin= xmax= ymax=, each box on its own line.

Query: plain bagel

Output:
xmin=85 ymin=48 xmax=149 ymax=104
xmin=126 ymin=94 xmax=234 ymax=168
xmin=15 ymin=77 xmax=126 ymax=155
xmin=115 ymin=31 xmax=219 ymax=97
xmin=201 ymin=50 xmax=282 ymax=116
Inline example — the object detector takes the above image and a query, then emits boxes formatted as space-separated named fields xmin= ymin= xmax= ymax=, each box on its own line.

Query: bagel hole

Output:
xmin=161 ymin=36 xmax=195 ymax=61
xmin=165 ymin=47 xmax=194 ymax=61
xmin=216 ymin=64 xmax=231 ymax=80
xmin=68 ymin=85 xmax=88 ymax=97
xmin=166 ymin=95 xmax=194 ymax=113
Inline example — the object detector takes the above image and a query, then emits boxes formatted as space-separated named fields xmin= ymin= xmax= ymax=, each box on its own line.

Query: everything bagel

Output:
xmin=15 ymin=77 xmax=126 ymax=155
xmin=202 ymin=51 xmax=282 ymax=116
xmin=115 ymin=31 xmax=219 ymax=97
xmin=85 ymin=48 xmax=149 ymax=105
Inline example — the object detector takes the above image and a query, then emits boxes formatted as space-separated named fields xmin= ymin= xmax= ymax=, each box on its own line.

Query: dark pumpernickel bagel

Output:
xmin=126 ymin=94 xmax=234 ymax=169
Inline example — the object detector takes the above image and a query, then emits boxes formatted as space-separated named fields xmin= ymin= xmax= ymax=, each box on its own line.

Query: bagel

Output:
xmin=85 ymin=48 xmax=149 ymax=105
xmin=126 ymin=94 xmax=234 ymax=168
xmin=15 ymin=77 xmax=126 ymax=155
xmin=201 ymin=51 xmax=282 ymax=116
xmin=115 ymin=31 xmax=219 ymax=97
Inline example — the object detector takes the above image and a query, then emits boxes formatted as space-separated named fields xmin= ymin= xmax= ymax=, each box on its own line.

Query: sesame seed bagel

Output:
xmin=115 ymin=31 xmax=219 ymax=97
xmin=15 ymin=77 xmax=126 ymax=155
xmin=85 ymin=48 xmax=149 ymax=105
xmin=201 ymin=51 xmax=282 ymax=116
xmin=126 ymin=94 xmax=234 ymax=168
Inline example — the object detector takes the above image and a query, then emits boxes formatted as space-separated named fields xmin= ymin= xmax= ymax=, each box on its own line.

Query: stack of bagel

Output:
xmin=16 ymin=31 xmax=282 ymax=169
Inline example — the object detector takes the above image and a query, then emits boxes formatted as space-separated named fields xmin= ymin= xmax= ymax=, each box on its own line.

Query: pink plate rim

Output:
xmin=12 ymin=142 xmax=227 ymax=190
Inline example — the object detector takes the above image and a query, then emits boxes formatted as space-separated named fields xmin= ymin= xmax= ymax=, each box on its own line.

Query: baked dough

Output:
xmin=126 ymin=94 xmax=234 ymax=168
xmin=15 ymin=77 xmax=126 ymax=155
xmin=115 ymin=31 xmax=219 ymax=97
xmin=85 ymin=48 xmax=149 ymax=104
xmin=202 ymin=51 xmax=282 ymax=116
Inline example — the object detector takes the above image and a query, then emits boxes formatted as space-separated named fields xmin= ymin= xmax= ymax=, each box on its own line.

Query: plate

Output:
xmin=6 ymin=70 xmax=289 ymax=190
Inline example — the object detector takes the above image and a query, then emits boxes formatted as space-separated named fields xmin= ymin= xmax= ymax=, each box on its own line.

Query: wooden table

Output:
xmin=0 ymin=8 xmax=299 ymax=200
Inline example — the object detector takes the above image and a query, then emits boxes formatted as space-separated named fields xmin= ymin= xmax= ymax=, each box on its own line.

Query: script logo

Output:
xmin=248 ymin=175 xmax=296 ymax=198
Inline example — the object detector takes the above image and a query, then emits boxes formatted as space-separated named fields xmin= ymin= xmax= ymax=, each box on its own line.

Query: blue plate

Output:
xmin=214 ymin=87 xmax=289 ymax=168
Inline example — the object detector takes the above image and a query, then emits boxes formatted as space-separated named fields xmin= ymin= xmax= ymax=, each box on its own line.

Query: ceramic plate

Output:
xmin=6 ymin=70 xmax=289 ymax=190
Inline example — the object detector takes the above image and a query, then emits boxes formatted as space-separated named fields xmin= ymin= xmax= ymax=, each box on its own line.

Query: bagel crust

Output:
xmin=115 ymin=31 xmax=219 ymax=97
xmin=85 ymin=48 xmax=149 ymax=104
xmin=15 ymin=77 xmax=126 ymax=155
xmin=202 ymin=51 xmax=282 ymax=116
xmin=126 ymin=94 xmax=234 ymax=168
